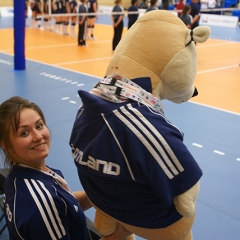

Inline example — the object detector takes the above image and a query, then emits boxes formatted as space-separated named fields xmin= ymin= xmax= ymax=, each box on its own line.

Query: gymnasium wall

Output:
xmin=0 ymin=0 xmax=12 ymax=7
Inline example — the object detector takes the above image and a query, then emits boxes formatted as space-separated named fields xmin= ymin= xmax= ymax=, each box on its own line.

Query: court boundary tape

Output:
xmin=0 ymin=51 xmax=239 ymax=116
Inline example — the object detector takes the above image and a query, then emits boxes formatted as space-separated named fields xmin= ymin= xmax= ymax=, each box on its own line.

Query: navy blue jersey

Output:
xmin=3 ymin=165 xmax=89 ymax=240
xmin=87 ymin=0 xmax=96 ymax=13
xmin=43 ymin=0 xmax=54 ymax=14
xmin=190 ymin=2 xmax=200 ymax=29
xmin=128 ymin=5 xmax=139 ymax=28
xmin=69 ymin=0 xmax=77 ymax=13
xmin=87 ymin=0 xmax=97 ymax=18
xmin=31 ymin=0 xmax=41 ymax=13
xmin=55 ymin=0 xmax=62 ymax=13
xmin=70 ymin=77 xmax=203 ymax=228
xmin=60 ymin=0 xmax=69 ymax=13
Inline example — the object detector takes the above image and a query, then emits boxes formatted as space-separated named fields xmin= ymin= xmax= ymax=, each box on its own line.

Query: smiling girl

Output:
xmin=0 ymin=96 xmax=131 ymax=240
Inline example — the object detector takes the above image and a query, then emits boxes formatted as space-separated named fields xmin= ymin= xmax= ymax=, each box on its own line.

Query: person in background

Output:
xmin=69 ymin=0 xmax=78 ymax=36
xmin=78 ymin=0 xmax=88 ymax=46
xmin=112 ymin=0 xmax=124 ymax=51
xmin=176 ymin=0 xmax=185 ymax=16
xmin=35 ymin=0 xmax=42 ymax=28
xmin=208 ymin=0 xmax=216 ymax=13
xmin=30 ymin=0 xmax=36 ymax=27
xmin=179 ymin=4 xmax=192 ymax=29
xmin=87 ymin=0 xmax=98 ymax=39
xmin=200 ymin=0 xmax=208 ymax=11
xmin=54 ymin=0 xmax=62 ymax=33
xmin=30 ymin=0 xmax=42 ymax=28
xmin=0 ymin=96 xmax=131 ymax=240
xmin=61 ymin=0 xmax=71 ymax=35
xmin=145 ymin=0 xmax=158 ymax=12
xmin=25 ymin=0 xmax=29 ymax=27
xmin=157 ymin=0 xmax=163 ymax=9
xmin=162 ymin=0 xmax=168 ymax=9
xmin=128 ymin=0 xmax=139 ymax=29
xmin=138 ymin=0 xmax=147 ymax=9
xmin=43 ymin=0 xmax=54 ymax=31
xmin=215 ymin=0 xmax=224 ymax=14
xmin=189 ymin=0 xmax=200 ymax=30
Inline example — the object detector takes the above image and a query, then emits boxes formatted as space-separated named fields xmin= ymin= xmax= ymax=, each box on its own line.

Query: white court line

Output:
xmin=192 ymin=143 xmax=203 ymax=148
xmin=1 ymin=49 xmax=239 ymax=115
xmin=2 ymin=39 xmax=237 ymax=52
xmin=3 ymin=43 xmax=76 ymax=52
xmin=197 ymin=64 xmax=239 ymax=74
xmin=54 ymin=57 xmax=112 ymax=66
xmin=3 ymin=40 xmax=111 ymax=52
xmin=213 ymin=150 xmax=225 ymax=155
xmin=189 ymin=101 xmax=240 ymax=116
xmin=197 ymin=41 xmax=239 ymax=48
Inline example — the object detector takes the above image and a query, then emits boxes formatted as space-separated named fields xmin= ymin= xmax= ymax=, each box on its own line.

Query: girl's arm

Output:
xmin=100 ymin=223 xmax=132 ymax=240
xmin=114 ymin=15 xmax=123 ymax=27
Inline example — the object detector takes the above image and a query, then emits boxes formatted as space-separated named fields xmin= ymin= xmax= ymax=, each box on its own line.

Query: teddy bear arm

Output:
xmin=94 ymin=209 xmax=118 ymax=236
xmin=173 ymin=181 xmax=200 ymax=218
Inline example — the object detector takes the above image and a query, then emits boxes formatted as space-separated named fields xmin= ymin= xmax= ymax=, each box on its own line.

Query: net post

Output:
xmin=14 ymin=0 xmax=26 ymax=70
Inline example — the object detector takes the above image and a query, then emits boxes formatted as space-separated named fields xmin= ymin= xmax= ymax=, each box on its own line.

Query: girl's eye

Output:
xmin=20 ymin=131 xmax=28 ymax=137
xmin=36 ymin=123 xmax=44 ymax=129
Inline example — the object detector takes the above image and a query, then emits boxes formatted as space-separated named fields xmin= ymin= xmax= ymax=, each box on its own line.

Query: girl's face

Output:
xmin=9 ymin=108 xmax=50 ymax=169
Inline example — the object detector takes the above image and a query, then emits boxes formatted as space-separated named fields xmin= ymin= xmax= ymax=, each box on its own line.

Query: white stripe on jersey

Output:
xmin=113 ymin=105 xmax=184 ymax=179
xmin=102 ymin=113 xmax=136 ymax=181
xmin=113 ymin=110 xmax=174 ymax=179
xmin=127 ymin=104 xmax=184 ymax=173
xmin=24 ymin=179 xmax=64 ymax=240
xmin=122 ymin=106 xmax=181 ymax=176
xmin=37 ymin=180 xmax=66 ymax=235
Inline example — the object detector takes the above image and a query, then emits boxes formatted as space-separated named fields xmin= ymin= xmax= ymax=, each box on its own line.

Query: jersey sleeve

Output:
xmin=12 ymin=178 xmax=71 ymax=240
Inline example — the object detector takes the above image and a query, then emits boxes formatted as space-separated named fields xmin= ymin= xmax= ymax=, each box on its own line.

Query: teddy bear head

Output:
xmin=105 ymin=10 xmax=210 ymax=103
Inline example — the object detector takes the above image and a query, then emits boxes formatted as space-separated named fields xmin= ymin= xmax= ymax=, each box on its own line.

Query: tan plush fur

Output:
xmin=106 ymin=10 xmax=210 ymax=103
xmin=94 ymin=10 xmax=210 ymax=240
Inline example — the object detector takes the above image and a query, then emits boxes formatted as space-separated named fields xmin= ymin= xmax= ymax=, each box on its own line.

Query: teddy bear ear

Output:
xmin=192 ymin=26 xmax=211 ymax=43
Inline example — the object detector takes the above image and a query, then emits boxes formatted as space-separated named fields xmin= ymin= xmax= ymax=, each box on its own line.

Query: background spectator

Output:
xmin=179 ymin=4 xmax=192 ymax=29
xmin=128 ymin=0 xmax=139 ymax=29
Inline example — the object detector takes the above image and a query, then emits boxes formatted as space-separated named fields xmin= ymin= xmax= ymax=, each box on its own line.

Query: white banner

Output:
xmin=0 ymin=7 xmax=14 ymax=17
xmin=200 ymin=13 xmax=239 ymax=28
xmin=0 ymin=7 xmax=33 ymax=17
xmin=98 ymin=6 xmax=113 ymax=14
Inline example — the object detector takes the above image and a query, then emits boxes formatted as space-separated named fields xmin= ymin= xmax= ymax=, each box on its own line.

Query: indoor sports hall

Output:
xmin=0 ymin=2 xmax=240 ymax=240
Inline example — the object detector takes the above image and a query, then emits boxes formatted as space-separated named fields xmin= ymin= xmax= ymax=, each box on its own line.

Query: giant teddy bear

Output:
xmin=70 ymin=10 xmax=210 ymax=240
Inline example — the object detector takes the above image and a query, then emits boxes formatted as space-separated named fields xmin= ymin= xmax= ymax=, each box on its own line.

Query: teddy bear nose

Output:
xmin=192 ymin=87 xmax=198 ymax=98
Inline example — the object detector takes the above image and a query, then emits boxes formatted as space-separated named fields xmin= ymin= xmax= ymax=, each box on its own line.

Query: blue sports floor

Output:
xmin=0 ymin=14 xmax=240 ymax=240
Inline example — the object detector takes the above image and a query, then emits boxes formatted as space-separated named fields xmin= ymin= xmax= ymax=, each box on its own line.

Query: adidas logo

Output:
xmin=74 ymin=205 xmax=78 ymax=212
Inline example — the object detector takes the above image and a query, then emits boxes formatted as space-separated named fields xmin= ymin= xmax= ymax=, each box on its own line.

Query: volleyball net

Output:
xmin=12 ymin=0 xmax=240 ymax=70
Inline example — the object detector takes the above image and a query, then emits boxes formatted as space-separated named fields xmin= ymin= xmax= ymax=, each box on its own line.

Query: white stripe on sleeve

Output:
xmin=127 ymin=104 xmax=184 ymax=173
xmin=37 ymin=180 xmax=66 ymax=235
xmin=113 ymin=109 xmax=174 ymax=179
xmin=102 ymin=113 xmax=136 ymax=181
xmin=24 ymin=179 xmax=63 ymax=240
